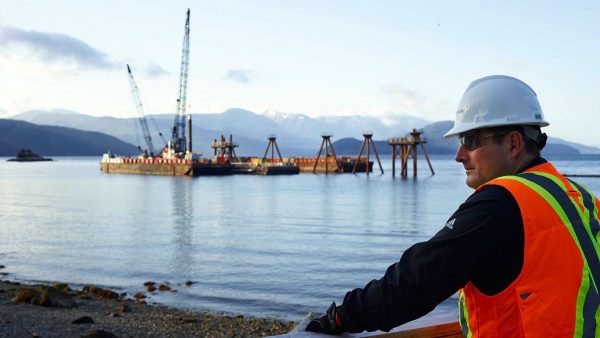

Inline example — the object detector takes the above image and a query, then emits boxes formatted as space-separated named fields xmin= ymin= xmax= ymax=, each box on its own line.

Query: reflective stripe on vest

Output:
xmin=506 ymin=172 xmax=600 ymax=292
xmin=458 ymin=290 xmax=471 ymax=338
xmin=458 ymin=166 xmax=600 ymax=338
xmin=569 ymin=180 xmax=600 ymax=241
xmin=497 ymin=171 xmax=600 ymax=337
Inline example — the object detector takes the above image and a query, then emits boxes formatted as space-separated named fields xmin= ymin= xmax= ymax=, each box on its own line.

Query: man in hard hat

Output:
xmin=306 ymin=75 xmax=600 ymax=336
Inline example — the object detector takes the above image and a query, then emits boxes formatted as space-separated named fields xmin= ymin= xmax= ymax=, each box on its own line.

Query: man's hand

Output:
xmin=305 ymin=302 xmax=345 ymax=334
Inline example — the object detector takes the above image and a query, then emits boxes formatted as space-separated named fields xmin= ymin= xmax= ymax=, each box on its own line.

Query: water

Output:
xmin=1 ymin=155 xmax=599 ymax=322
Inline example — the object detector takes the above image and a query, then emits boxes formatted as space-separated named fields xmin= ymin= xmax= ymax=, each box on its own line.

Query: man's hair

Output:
xmin=488 ymin=126 xmax=546 ymax=156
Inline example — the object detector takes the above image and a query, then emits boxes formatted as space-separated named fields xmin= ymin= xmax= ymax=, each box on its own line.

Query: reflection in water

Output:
xmin=170 ymin=178 xmax=194 ymax=279
xmin=390 ymin=179 xmax=422 ymax=236
xmin=9 ymin=156 xmax=592 ymax=320
xmin=318 ymin=175 xmax=335 ymax=229
xmin=359 ymin=176 xmax=374 ymax=229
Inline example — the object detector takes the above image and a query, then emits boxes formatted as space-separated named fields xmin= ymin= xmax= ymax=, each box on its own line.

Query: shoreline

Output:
xmin=0 ymin=278 xmax=296 ymax=337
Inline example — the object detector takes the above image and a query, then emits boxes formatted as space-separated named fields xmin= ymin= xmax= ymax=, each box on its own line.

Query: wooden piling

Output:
xmin=388 ymin=129 xmax=434 ymax=178
xmin=313 ymin=133 xmax=341 ymax=174
xmin=263 ymin=135 xmax=284 ymax=163
xmin=352 ymin=132 xmax=384 ymax=175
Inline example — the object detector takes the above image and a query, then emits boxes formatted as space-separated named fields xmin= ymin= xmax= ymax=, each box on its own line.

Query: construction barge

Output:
xmin=213 ymin=135 xmax=300 ymax=176
xmin=98 ymin=9 xmax=408 ymax=178
xmin=231 ymin=158 xmax=300 ymax=175
xmin=100 ymin=154 xmax=233 ymax=176
xmin=293 ymin=157 xmax=372 ymax=173
xmin=101 ymin=9 xmax=235 ymax=177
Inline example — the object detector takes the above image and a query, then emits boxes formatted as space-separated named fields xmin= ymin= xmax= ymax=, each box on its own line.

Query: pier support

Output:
xmin=263 ymin=135 xmax=284 ymax=163
xmin=352 ymin=132 xmax=384 ymax=175
xmin=313 ymin=133 xmax=340 ymax=174
xmin=388 ymin=129 xmax=434 ymax=178
xmin=211 ymin=134 xmax=239 ymax=163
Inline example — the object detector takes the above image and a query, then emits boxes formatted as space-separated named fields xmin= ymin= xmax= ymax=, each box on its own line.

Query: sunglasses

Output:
xmin=459 ymin=133 xmax=496 ymax=151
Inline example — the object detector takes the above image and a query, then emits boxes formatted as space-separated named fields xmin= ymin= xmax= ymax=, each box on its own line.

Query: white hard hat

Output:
xmin=443 ymin=75 xmax=549 ymax=138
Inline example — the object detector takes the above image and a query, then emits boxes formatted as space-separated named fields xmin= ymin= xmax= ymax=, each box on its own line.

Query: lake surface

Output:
xmin=1 ymin=154 xmax=599 ymax=322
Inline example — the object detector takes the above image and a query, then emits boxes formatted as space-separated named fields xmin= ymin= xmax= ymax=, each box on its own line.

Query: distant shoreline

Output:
xmin=6 ymin=158 xmax=53 ymax=162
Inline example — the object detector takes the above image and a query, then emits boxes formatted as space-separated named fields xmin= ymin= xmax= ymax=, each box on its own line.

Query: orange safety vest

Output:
xmin=458 ymin=162 xmax=600 ymax=337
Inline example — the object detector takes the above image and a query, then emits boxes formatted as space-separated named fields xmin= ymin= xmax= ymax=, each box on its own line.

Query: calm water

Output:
xmin=1 ymin=155 xmax=599 ymax=322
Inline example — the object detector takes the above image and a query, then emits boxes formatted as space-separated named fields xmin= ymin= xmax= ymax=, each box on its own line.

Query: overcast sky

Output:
xmin=1 ymin=0 xmax=599 ymax=146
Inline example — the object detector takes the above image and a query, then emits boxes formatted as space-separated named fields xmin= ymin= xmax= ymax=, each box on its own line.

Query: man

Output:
xmin=307 ymin=75 xmax=600 ymax=337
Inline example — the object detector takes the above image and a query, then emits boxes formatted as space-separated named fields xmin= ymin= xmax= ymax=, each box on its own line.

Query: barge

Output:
xmin=100 ymin=154 xmax=233 ymax=176
xmin=231 ymin=157 xmax=300 ymax=175
xmin=100 ymin=9 xmax=234 ymax=177
xmin=254 ymin=161 xmax=300 ymax=175
xmin=223 ymin=135 xmax=300 ymax=176
xmin=293 ymin=156 xmax=372 ymax=174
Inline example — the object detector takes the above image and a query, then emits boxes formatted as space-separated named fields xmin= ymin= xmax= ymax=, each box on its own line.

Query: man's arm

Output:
xmin=337 ymin=186 xmax=524 ymax=333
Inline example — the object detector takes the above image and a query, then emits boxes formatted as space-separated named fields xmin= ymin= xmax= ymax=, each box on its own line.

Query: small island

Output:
xmin=7 ymin=148 xmax=53 ymax=162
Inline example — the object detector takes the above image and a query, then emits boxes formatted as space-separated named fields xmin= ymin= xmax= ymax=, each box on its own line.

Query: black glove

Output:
xmin=306 ymin=302 xmax=345 ymax=334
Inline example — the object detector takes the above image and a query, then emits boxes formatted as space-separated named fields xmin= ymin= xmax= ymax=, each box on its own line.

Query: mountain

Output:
xmin=546 ymin=137 xmax=600 ymax=155
xmin=11 ymin=108 xmax=431 ymax=156
xmin=405 ymin=121 xmax=583 ymax=156
xmin=10 ymin=108 xmax=599 ymax=156
xmin=332 ymin=121 xmax=583 ymax=156
xmin=330 ymin=136 xmax=452 ymax=156
xmin=329 ymin=121 xmax=462 ymax=156
xmin=0 ymin=119 xmax=138 ymax=156
xmin=262 ymin=109 xmax=430 ymax=141
xmin=419 ymin=121 xmax=459 ymax=153
xmin=12 ymin=109 xmax=173 ymax=149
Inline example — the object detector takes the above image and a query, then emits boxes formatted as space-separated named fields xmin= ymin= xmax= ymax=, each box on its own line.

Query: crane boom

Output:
xmin=127 ymin=64 xmax=155 ymax=156
xmin=170 ymin=8 xmax=191 ymax=155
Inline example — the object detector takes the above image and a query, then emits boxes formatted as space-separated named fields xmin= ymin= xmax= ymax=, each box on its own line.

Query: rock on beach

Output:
xmin=0 ymin=280 xmax=296 ymax=337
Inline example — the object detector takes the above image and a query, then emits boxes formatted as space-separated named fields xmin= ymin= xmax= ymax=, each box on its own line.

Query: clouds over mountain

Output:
xmin=226 ymin=69 xmax=253 ymax=84
xmin=382 ymin=83 xmax=451 ymax=120
xmin=0 ymin=25 xmax=117 ymax=70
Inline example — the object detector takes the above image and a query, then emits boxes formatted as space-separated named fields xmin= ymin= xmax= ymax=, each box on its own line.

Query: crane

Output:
xmin=170 ymin=8 xmax=191 ymax=156
xmin=127 ymin=64 xmax=155 ymax=157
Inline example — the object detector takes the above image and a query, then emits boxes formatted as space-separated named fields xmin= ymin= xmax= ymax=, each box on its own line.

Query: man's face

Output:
xmin=454 ymin=129 xmax=513 ymax=189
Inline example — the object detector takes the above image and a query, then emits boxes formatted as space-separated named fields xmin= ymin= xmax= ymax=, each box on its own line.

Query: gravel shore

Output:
xmin=0 ymin=279 xmax=296 ymax=338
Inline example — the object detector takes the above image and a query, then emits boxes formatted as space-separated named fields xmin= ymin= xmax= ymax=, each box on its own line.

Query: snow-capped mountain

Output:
xmin=261 ymin=109 xmax=300 ymax=121
xmin=12 ymin=107 xmax=597 ymax=156
xmin=261 ymin=110 xmax=431 ymax=140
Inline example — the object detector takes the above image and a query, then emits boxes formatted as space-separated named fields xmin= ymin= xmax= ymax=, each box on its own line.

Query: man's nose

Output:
xmin=455 ymin=144 xmax=468 ymax=163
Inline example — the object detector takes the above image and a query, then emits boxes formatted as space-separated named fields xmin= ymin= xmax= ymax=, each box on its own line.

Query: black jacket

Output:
xmin=340 ymin=157 xmax=547 ymax=332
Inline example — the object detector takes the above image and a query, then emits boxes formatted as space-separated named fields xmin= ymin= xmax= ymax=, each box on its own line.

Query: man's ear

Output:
xmin=508 ymin=131 xmax=525 ymax=154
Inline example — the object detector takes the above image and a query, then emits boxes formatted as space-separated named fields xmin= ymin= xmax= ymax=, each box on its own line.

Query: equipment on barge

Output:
xmin=293 ymin=133 xmax=372 ymax=174
xmin=294 ymin=156 xmax=372 ymax=174
xmin=254 ymin=135 xmax=299 ymax=175
xmin=100 ymin=9 xmax=232 ymax=177
xmin=220 ymin=134 xmax=299 ymax=175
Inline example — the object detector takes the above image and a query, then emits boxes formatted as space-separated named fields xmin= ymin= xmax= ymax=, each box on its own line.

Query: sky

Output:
xmin=1 ymin=0 xmax=599 ymax=146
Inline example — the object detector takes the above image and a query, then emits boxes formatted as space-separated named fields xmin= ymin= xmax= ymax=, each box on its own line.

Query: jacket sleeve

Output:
xmin=339 ymin=185 xmax=523 ymax=333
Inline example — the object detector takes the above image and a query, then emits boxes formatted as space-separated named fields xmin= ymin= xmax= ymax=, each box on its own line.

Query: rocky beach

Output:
xmin=0 ymin=271 xmax=296 ymax=338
